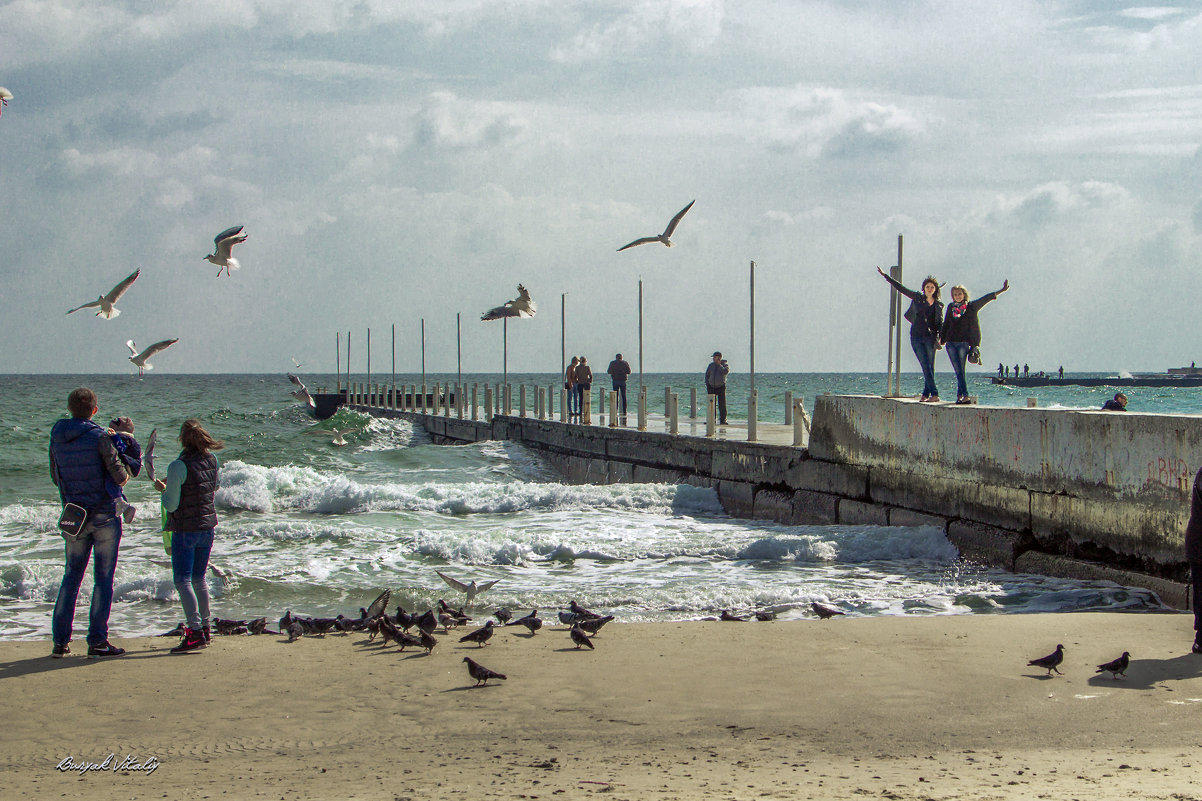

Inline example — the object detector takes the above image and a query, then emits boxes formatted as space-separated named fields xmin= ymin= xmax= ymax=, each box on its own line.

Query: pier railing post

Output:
xmin=608 ymin=390 xmax=618 ymax=427
xmin=444 ymin=384 xmax=451 ymax=417
xmin=784 ymin=391 xmax=793 ymax=425
xmin=504 ymin=383 xmax=512 ymax=416
xmin=690 ymin=388 xmax=697 ymax=419
xmin=471 ymin=384 xmax=478 ymax=420
xmin=547 ymin=385 xmax=555 ymax=418
xmin=638 ymin=386 xmax=647 ymax=431
xmin=582 ymin=387 xmax=592 ymax=425
xmin=706 ymin=395 xmax=716 ymax=437
xmin=484 ymin=385 xmax=493 ymax=423
xmin=559 ymin=389 xmax=568 ymax=422
xmin=410 ymin=384 xmax=416 ymax=412
xmin=520 ymin=385 xmax=527 ymax=418
xmin=495 ymin=384 xmax=501 ymax=415
xmin=420 ymin=383 xmax=427 ymax=414
xmin=664 ymin=386 xmax=671 ymax=417
xmin=670 ymin=393 xmax=679 ymax=435
xmin=536 ymin=388 xmax=544 ymax=420
xmin=792 ymin=396 xmax=810 ymax=447
xmin=748 ymin=388 xmax=758 ymax=442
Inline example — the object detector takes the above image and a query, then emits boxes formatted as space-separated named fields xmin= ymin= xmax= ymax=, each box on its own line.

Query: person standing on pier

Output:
xmin=1184 ymin=467 xmax=1202 ymax=654
xmin=877 ymin=267 xmax=944 ymax=402
xmin=705 ymin=352 xmax=729 ymax=424
xmin=607 ymin=353 xmax=631 ymax=418
xmin=565 ymin=356 xmax=579 ymax=418
xmin=576 ymin=357 xmax=593 ymax=418
xmin=940 ymin=280 xmax=1010 ymax=405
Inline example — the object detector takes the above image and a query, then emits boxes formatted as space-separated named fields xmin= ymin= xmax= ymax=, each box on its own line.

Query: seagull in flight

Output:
xmin=481 ymin=284 xmax=537 ymax=321
xmin=204 ymin=225 xmax=247 ymax=277
xmin=143 ymin=428 xmax=158 ymax=482
xmin=436 ymin=571 xmax=501 ymax=605
xmin=617 ymin=200 xmax=695 ymax=252
xmin=126 ymin=338 xmax=178 ymax=376
xmin=65 ymin=268 xmax=140 ymax=319
xmin=288 ymin=372 xmax=315 ymax=408
xmin=291 ymin=356 xmax=303 ymax=369
xmin=0 ymin=87 xmax=12 ymax=118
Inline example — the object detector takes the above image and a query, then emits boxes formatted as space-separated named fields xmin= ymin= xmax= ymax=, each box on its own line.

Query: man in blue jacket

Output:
xmin=48 ymin=387 xmax=133 ymax=658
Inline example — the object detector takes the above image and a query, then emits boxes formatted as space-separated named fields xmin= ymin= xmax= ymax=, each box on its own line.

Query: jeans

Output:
xmin=945 ymin=341 xmax=971 ymax=399
xmin=707 ymin=385 xmax=727 ymax=423
xmin=573 ymin=384 xmax=586 ymax=416
xmin=566 ymin=384 xmax=577 ymax=414
xmin=52 ymin=512 xmax=122 ymax=646
xmin=171 ymin=529 xmax=214 ymax=630
xmin=911 ymin=336 xmax=939 ymax=398
xmin=1192 ymin=564 xmax=1202 ymax=640
xmin=612 ymin=381 xmax=628 ymax=416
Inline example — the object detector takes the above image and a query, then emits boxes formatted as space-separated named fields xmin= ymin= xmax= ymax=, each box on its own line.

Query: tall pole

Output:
xmin=638 ymin=278 xmax=644 ymax=391
xmin=391 ymin=322 xmax=396 ymax=408
xmin=346 ymin=329 xmax=352 ymax=396
xmin=366 ymin=327 xmax=371 ymax=404
xmin=749 ymin=260 xmax=756 ymax=396
xmin=421 ymin=318 xmax=426 ymax=391
xmin=560 ymin=293 xmax=566 ymax=385
xmin=895 ymin=234 xmax=904 ymax=396
xmin=503 ymin=317 xmax=508 ymax=387
xmin=456 ymin=313 xmax=462 ymax=391
xmin=336 ymin=331 xmax=341 ymax=393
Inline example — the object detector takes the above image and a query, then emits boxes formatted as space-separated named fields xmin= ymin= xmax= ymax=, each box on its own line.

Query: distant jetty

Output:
xmin=993 ymin=367 xmax=1202 ymax=388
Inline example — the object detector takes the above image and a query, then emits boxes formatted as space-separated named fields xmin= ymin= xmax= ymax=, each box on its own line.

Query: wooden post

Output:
xmin=366 ymin=328 xmax=371 ymax=406
xmin=336 ymin=331 xmax=341 ymax=394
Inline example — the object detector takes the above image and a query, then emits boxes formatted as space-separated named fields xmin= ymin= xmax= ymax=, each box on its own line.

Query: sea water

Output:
xmin=1 ymin=372 xmax=1187 ymax=640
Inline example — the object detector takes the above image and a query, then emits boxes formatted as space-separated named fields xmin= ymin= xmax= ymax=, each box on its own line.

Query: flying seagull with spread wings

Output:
xmin=204 ymin=225 xmax=247 ymax=277
xmin=481 ymin=284 xmax=537 ymax=321
xmin=436 ymin=571 xmax=501 ymax=605
xmin=617 ymin=200 xmax=695 ymax=252
xmin=126 ymin=338 xmax=179 ymax=376
xmin=66 ymin=268 xmax=140 ymax=320
xmin=0 ymin=87 xmax=12 ymax=118
xmin=288 ymin=372 xmax=315 ymax=409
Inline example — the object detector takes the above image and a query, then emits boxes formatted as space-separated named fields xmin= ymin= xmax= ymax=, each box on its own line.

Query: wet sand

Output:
xmin=3 ymin=612 xmax=1201 ymax=800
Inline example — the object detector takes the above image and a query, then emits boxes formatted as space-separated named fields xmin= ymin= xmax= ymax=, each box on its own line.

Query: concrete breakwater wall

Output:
xmin=351 ymin=397 xmax=1193 ymax=608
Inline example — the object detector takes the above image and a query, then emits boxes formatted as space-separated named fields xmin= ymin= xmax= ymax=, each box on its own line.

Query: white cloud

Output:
xmin=985 ymin=181 xmax=1131 ymax=228
xmin=413 ymin=91 xmax=530 ymax=151
xmin=550 ymin=0 xmax=724 ymax=63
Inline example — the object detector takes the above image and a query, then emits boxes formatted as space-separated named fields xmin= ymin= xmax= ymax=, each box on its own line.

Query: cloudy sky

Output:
xmin=2 ymin=0 xmax=1201 ymax=375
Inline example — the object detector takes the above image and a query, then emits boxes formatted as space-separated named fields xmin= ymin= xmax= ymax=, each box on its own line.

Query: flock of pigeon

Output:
xmin=63 ymin=226 xmax=250 ymax=374
xmin=1026 ymin=643 xmax=1132 ymax=680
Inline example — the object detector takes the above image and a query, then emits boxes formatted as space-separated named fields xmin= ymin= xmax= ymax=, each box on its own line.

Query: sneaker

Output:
xmin=1193 ymin=641 xmax=1202 ymax=654
xmin=50 ymin=643 xmax=70 ymax=658
xmin=202 ymin=625 xmax=211 ymax=646
xmin=171 ymin=628 xmax=205 ymax=654
xmin=87 ymin=641 xmax=126 ymax=659
xmin=928 ymin=397 xmax=940 ymax=403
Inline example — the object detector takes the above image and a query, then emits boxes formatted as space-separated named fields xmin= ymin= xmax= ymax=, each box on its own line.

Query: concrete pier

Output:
xmin=340 ymin=394 xmax=1195 ymax=609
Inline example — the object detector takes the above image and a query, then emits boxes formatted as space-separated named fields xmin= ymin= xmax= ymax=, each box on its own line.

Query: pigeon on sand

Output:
xmin=508 ymin=609 xmax=543 ymax=634
xmin=204 ymin=225 xmax=247 ymax=278
xmin=811 ymin=602 xmax=845 ymax=620
xmin=126 ymin=338 xmax=178 ymax=377
xmin=459 ymin=620 xmax=495 ymax=647
xmin=719 ymin=609 xmax=747 ymax=622
xmin=570 ymin=624 xmax=595 ymax=650
xmin=481 ymin=284 xmax=537 ymax=321
xmin=1028 ymin=644 xmax=1065 ymax=676
xmin=617 ymin=200 xmax=695 ymax=251
xmin=66 ymin=269 xmax=140 ymax=319
xmin=576 ymin=615 xmax=614 ymax=635
xmin=463 ymin=656 xmax=507 ymax=686
xmin=1096 ymin=651 xmax=1130 ymax=679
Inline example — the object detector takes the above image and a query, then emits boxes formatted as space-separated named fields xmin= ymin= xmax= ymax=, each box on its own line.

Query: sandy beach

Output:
xmin=3 ymin=612 xmax=1201 ymax=800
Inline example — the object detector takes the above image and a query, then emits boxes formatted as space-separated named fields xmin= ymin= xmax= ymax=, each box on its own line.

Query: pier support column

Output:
xmin=582 ymin=388 xmax=592 ymax=425
xmin=670 ymin=393 xmax=679 ymax=435
xmin=484 ymin=385 xmax=493 ymax=423
xmin=638 ymin=386 xmax=647 ymax=431
xmin=664 ymin=386 xmax=672 ymax=417
xmin=471 ymin=384 xmax=478 ymax=420
xmin=706 ymin=395 xmax=716 ymax=437
xmin=792 ymin=397 xmax=809 ymax=447
xmin=608 ymin=390 xmax=618 ymax=427
xmin=690 ymin=388 xmax=697 ymax=419
xmin=559 ymin=389 xmax=568 ymax=423
xmin=785 ymin=391 xmax=793 ymax=424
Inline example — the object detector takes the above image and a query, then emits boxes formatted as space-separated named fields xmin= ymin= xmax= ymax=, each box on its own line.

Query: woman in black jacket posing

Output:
xmin=877 ymin=267 xmax=944 ymax=402
xmin=940 ymin=280 xmax=1010 ymax=404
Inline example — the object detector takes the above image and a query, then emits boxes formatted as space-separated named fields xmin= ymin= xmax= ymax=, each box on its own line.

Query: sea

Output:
xmin=2 ymin=371 xmax=1194 ymax=641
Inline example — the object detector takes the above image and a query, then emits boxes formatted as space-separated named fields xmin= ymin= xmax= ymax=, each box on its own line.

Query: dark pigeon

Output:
xmin=364 ymin=588 xmax=392 ymax=621
xmin=494 ymin=607 xmax=513 ymax=625
xmin=247 ymin=617 xmax=277 ymax=635
xmin=213 ymin=617 xmax=248 ymax=635
xmin=570 ymin=625 xmax=595 ymax=650
xmin=395 ymin=606 xmax=415 ymax=631
xmin=419 ymin=630 xmax=438 ymax=654
xmin=416 ymin=609 xmax=438 ymax=635
xmin=286 ymin=621 xmax=304 ymax=642
xmin=577 ymin=615 xmax=614 ymax=635
xmin=811 ymin=602 xmax=845 ymax=620
xmin=569 ymin=600 xmax=602 ymax=620
xmin=463 ymin=656 xmax=507 ymax=686
xmin=755 ymin=610 xmax=777 ymax=621
xmin=720 ymin=609 xmax=747 ymax=622
xmin=459 ymin=620 xmax=495 ymax=647
xmin=1028 ymin=644 xmax=1066 ymax=676
xmin=508 ymin=609 xmax=542 ymax=634
xmin=1096 ymin=651 xmax=1130 ymax=679
xmin=397 ymin=631 xmax=423 ymax=651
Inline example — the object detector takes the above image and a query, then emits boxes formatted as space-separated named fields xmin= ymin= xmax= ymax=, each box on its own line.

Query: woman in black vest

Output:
xmin=876 ymin=267 xmax=944 ymax=402
xmin=154 ymin=419 xmax=223 ymax=654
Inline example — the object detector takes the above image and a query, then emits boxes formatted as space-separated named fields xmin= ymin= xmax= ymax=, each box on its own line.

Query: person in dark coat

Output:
xmin=154 ymin=419 xmax=223 ymax=653
xmin=48 ymin=387 xmax=132 ymax=658
xmin=1101 ymin=393 xmax=1128 ymax=411
xmin=1184 ymin=467 xmax=1202 ymax=653
xmin=877 ymin=267 xmax=944 ymax=402
xmin=705 ymin=352 xmax=729 ymax=424
xmin=607 ymin=353 xmax=632 ymax=417
xmin=940 ymin=280 xmax=1010 ymax=404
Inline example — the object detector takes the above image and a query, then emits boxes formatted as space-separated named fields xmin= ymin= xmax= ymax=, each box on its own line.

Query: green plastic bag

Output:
xmin=160 ymin=503 xmax=172 ymax=555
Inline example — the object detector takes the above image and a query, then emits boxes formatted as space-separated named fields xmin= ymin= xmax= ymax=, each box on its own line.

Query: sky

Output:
xmin=1 ymin=0 xmax=1201 ymax=376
